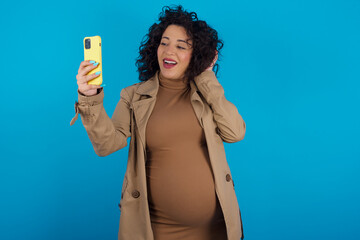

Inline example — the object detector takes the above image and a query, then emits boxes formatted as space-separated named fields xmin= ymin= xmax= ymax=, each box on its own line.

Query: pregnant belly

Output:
xmin=145 ymin=148 xmax=223 ymax=227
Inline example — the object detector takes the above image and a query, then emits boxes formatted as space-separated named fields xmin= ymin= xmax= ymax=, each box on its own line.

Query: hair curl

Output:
xmin=136 ymin=5 xmax=224 ymax=82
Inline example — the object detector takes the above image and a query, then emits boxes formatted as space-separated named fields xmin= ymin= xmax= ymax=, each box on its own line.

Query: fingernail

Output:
xmin=95 ymin=71 xmax=101 ymax=75
xmin=90 ymin=60 xmax=95 ymax=63
xmin=100 ymin=84 xmax=106 ymax=87
xmin=93 ymin=62 xmax=99 ymax=66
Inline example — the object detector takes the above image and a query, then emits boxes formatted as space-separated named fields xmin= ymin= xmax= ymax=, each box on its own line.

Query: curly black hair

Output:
xmin=136 ymin=5 xmax=224 ymax=82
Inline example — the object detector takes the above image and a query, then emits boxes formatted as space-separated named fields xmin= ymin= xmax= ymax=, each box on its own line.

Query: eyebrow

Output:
xmin=162 ymin=36 xmax=192 ymax=46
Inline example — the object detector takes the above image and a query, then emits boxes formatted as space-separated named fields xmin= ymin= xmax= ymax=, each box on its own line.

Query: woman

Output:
xmin=71 ymin=5 xmax=246 ymax=240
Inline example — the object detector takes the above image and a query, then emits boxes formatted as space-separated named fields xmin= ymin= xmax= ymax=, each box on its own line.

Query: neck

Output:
xmin=158 ymin=72 xmax=189 ymax=90
xmin=159 ymin=72 xmax=187 ymax=83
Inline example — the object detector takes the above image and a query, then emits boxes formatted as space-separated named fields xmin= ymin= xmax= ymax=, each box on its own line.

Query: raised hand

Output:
xmin=76 ymin=60 xmax=102 ymax=96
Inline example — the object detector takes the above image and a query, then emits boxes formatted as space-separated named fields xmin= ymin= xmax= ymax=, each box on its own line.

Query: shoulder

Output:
xmin=124 ymin=81 xmax=142 ymax=93
xmin=120 ymin=73 xmax=158 ymax=102
xmin=120 ymin=81 xmax=144 ymax=101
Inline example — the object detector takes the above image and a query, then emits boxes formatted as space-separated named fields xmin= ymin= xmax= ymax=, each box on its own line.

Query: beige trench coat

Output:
xmin=70 ymin=70 xmax=246 ymax=240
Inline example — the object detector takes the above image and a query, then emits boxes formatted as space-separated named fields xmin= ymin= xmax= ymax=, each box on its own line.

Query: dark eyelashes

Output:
xmin=160 ymin=42 xmax=186 ymax=49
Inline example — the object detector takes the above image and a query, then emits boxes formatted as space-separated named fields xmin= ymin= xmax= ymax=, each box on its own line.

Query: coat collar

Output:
xmin=135 ymin=71 xmax=159 ymax=97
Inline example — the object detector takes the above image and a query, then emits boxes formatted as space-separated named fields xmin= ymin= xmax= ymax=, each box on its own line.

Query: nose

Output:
xmin=164 ymin=44 xmax=175 ymax=55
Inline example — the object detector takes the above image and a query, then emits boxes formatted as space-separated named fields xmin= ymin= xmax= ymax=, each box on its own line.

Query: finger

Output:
xmin=84 ymin=72 xmax=101 ymax=84
xmin=78 ymin=63 xmax=99 ymax=76
xmin=87 ymin=84 xmax=103 ymax=89
xmin=79 ymin=60 xmax=93 ymax=70
xmin=78 ymin=60 xmax=99 ymax=73
xmin=77 ymin=71 xmax=101 ymax=84
xmin=86 ymin=71 xmax=101 ymax=82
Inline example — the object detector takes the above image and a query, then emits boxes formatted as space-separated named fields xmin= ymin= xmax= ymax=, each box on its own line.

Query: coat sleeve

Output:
xmin=70 ymin=88 xmax=132 ymax=156
xmin=194 ymin=70 xmax=246 ymax=143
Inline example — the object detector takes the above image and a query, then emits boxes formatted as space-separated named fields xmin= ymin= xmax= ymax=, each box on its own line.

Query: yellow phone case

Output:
xmin=83 ymin=36 xmax=102 ymax=85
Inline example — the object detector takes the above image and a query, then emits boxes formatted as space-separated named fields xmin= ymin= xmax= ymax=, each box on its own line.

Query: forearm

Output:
xmin=71 ymin=88 xmax=131 ymax=156
xmin=195 ymin=70 xmax=246 ymax=142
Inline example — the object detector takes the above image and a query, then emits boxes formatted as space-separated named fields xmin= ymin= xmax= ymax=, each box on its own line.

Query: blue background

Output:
xmin=1 ymin=0 xmax=359 ymax=239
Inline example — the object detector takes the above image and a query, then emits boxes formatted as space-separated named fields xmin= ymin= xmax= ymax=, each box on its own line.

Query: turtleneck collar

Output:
xmin=158 ymin=72 xmax=190 ymax=90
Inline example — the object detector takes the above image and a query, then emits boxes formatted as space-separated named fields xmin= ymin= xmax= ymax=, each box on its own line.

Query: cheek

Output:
xmin=181 ymin=52 xmax=192 ymax=66
xmin=157 ymin=48 xmax=161 ymax=63
xmin=157 ymin=46 xmax=162 ymax=64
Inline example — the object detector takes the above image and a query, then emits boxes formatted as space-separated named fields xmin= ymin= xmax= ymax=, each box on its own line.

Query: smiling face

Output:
xmin=157 ymin=24 xmax=193 ymax=81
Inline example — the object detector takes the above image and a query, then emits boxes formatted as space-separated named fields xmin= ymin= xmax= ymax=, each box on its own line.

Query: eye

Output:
xmin=177 ymin=46 xmax=186 ymax=50
xmin=160 ymin=42 xmax=167 ymax=46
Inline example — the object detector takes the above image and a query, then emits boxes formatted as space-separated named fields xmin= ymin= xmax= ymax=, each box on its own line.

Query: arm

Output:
xmin=194 ymin=70 xmax=246 ymax=143
xmin=70 ymin=88 xmax=132 ymax=156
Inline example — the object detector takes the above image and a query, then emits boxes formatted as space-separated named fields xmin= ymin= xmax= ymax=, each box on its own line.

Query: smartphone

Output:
xmin=83 ymin=36 xmax=102 ymax=85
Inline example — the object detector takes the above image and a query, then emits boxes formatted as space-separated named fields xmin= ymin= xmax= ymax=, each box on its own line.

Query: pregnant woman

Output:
xmin=71 ymin=5 xmax=246 ymax=240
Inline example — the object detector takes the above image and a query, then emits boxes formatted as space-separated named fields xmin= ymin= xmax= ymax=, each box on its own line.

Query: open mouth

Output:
xmin=163 ymin=58 xmax=177 ymax=69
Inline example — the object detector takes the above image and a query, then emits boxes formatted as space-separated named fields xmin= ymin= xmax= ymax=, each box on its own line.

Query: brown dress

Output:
xmin=145 ymin=75 xmax=228 ymax=240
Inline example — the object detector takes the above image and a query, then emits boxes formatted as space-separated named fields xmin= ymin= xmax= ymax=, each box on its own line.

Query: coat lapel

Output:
xmin=189 ymin=80 xmax=204 ymax=128
xmin=131 ymin=72 xmax=159 ymax=155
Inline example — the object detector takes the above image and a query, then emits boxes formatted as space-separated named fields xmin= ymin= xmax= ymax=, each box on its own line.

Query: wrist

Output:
xmin=78 ymin=88 xmax=104 ymax=106
xmin=78 ymin=89 xmax=99 ymax=97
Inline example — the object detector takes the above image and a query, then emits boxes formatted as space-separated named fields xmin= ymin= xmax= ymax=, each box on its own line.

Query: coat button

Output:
xmin=132 ymin=190 xmax=140 ymax=198
xmin=226 ymin=174 xmax=231 ymax=182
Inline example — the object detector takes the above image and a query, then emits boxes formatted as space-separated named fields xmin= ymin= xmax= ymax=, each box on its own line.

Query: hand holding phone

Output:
xmin=83 ymin=36 xmax=103 ymax=85
xmin=75 ymin=36 xmax=103 ymax=96
xmin=76 ymin=60 xmax=102 ymax=96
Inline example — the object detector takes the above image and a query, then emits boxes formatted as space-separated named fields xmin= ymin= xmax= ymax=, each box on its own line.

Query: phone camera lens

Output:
xmin=85 ymin=39 xmax=91 ymax=49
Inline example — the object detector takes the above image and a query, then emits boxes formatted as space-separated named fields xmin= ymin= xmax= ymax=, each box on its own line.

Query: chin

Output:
xmin=160 ymin=69 xmax=182 ymax=80
xmin=160 ymin=69 xmax=184 ymax=80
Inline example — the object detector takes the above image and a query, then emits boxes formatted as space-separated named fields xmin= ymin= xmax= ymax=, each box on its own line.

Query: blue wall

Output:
xmin=1 ymin=0 xmax=359 ymax=239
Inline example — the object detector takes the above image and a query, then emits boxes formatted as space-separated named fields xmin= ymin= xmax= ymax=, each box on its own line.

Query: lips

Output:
xmin=163 ymin=58 xmax=177 ymax=69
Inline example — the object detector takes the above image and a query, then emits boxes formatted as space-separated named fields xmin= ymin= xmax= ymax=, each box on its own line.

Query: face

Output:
xmin=157 ymin=24 xmax=193 ymax=81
